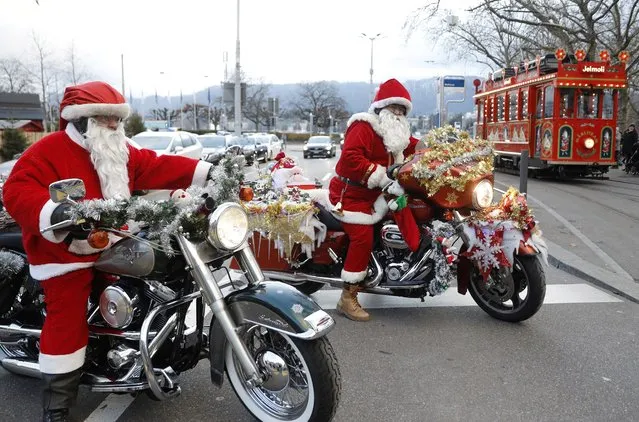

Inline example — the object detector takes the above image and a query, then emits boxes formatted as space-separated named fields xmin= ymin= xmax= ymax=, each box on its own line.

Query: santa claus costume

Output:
xmin=2 ymin=81 xmax=212 ymax=421
xmin=324 ymin=78 xmax=419 ymax=321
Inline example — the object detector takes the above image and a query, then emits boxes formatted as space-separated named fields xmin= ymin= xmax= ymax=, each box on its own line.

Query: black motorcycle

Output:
xmin=0 ymin=178 xmax=341 ymax=422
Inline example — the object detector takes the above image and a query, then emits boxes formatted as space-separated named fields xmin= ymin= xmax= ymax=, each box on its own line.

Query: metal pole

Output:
xmin=519 ymin=149 xmax=529 ymax=194
xmin=369 ymin=39 xmax=374 ymax=104
xmin=121 ymin=54 xmax=125 ymax=96
xmin=193 ymin=92 xmax=198 ymax=131
xmin=234 ymin=0 xmax=242 ymax=136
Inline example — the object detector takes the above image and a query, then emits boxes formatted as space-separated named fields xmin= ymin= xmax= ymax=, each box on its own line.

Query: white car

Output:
xmin=249 ymin=134 xmax=283 ymax=160
xmin=131 ymin=131 xmax=203 ymax=160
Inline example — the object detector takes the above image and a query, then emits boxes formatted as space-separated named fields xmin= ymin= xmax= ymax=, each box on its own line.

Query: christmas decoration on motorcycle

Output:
xmin=462 ymin=224 xmax=511 ymax=281
xmin=0 ymin=250 xmax=26 ymax=277
xmin=426 ymin=220 xmax=458 ymax=296
xmin=474 ymin=186 xmax=536 ymax=240
xmin=410 ymin=127 xmax=494 ymax=196
xmin=67 ymin=156 xmax=245 ymax=254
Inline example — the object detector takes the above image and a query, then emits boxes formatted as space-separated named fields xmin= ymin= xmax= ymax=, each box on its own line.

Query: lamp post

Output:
xmin=204 ymin=75 xmax=211 ymax=130
xmin=234 ymin=0 xmax=242 ymax=135
xmin=309 ymin=112 xmax=313 ymax=135
xmin=159 ymin=71 xmax=171 ymax=128
xmin=361 ymin=32 xmax=382 ymax=104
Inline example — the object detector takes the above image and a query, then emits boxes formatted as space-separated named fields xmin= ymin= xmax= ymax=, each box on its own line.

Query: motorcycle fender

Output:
xmin=517 ymin=240 xmax=539 ymax=256
xmin=208 ymin=281 xmax=335 ymax=387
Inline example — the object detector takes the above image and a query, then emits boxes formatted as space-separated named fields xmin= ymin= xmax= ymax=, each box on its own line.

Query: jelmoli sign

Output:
xmin=580 ymin=64 xmax=606 ymax=73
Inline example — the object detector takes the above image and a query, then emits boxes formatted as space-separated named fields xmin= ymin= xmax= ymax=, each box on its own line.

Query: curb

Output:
xmin=545 ymin=239 xmax=639 ymax=305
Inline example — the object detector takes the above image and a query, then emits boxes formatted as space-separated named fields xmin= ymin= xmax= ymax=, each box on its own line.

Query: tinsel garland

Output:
xmin=473 ymin=186 xmax=536 ymax=235
xmin=427 ymin=220 xmax=457 ymax=296
xmin=68 ymin=156 xmax=245 ymax=254
xmin=425 ymin=125 xmax=473 ymax=144
xmin=0 ymin=250 xmax=26 ymax=276
xmin=412 ymin=127 xmax=494 ymax=196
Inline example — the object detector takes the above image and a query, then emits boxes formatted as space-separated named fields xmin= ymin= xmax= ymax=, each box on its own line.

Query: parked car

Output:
xmin=0 ymin=159 xmax=17 ymax=180
xmin=226 ymin=135 xmax=256 ymax=166
xmin=249 ymin=134 xmax=283 ymax=160
xmin=198 ymin=134 xmax=228 ymax=164
xmin=303 ymin=135 xmax=337 ymax=159
xmin=131 ymin=131 xmax=202 ymax=159
xmin=339 ymin=133 xmax=345 ymax=150
xmin=244 ymin=136 xmax=268 ymax=162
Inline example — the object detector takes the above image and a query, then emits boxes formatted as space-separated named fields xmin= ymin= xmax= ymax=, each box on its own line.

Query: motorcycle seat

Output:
xmin=0 ymin=232 xmax=24 ymax=253
xmin=315 ymin=203 xmax=343 ymax=231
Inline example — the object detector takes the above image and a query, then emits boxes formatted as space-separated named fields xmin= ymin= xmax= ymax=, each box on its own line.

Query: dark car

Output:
xmin=226 ymin=135 xmax=256 ymax=166
xmin=303 ymin=136 xmax=337 ymax=159
xmin=245 ymin=137 xmax=268 ymax=162
xmin=198 ymin=134 xmax=228 ymax=164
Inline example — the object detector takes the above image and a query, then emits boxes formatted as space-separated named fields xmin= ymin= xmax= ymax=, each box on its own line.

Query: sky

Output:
xmin=0 ymin=0 xmax=483 ymax=97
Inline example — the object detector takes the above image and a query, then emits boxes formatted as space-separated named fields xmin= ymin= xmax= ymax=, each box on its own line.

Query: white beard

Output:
xmin=84 ymin=119 xmax=131 ymax=200
xmin=378 ymin=109 xmax=411 ymax=158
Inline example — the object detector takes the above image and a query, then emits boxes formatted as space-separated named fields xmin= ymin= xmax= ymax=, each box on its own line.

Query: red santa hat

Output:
xmin=368 ymin=78 xmax=412 ymax=115
xmin=274 ymin=151 xmax=286 ymax=161
xmin=59 ymin=81 xmax=130 ymax=129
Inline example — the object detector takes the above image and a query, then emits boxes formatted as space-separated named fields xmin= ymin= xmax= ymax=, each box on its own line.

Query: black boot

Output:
xmin=42 ymin=369 xmax=82 ymax=422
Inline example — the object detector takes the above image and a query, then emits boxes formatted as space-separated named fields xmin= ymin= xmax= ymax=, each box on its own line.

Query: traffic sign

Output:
xmin=443 ymin=78 xmax=465 ymax=88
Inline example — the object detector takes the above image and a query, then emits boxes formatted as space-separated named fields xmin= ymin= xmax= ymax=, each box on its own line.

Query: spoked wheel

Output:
xmin=226 ymin=324 xmax=341 ymax=422
xmin=468 ymin=255 xmax=546 ymax=322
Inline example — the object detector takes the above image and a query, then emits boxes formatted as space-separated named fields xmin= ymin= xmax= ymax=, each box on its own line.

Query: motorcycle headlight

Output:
xmin=207 ymin=203 xmax=249 ymax=251
xmin=472 ymin=180 xmax=494 ymax=209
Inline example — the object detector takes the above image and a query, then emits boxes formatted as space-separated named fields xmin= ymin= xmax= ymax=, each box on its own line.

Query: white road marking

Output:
xmin=322 ymin=172 xmax=332 ymax=182
xmin=309 ymin=283 xmax=621 ymax=309
xmin=494 ymin=180 xmax=634 ymax=281
xmin=83 ymin=393 xmax=136 ymax=422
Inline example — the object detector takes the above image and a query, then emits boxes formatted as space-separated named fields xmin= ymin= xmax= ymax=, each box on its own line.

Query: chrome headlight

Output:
xmin=472 ymin=180 xmax=494 ymax=209
xmin=207 ymin=203 xmax=249 ymax=250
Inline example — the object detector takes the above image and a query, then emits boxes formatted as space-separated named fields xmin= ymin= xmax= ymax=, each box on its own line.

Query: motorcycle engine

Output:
xmin=380 ymin=223 xmax=413 ymax=282
xmin=99 ymin=281 xmax=140 ymax=329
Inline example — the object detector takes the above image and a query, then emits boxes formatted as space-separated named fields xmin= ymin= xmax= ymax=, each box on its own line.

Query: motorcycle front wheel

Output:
xmin=468 ymin=255 xmax=546 ymax=322
xmin=226 ymin=324 xmax=341 ymax=422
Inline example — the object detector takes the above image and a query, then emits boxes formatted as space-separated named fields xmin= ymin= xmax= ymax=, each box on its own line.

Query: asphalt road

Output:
xmin=1 ymin=145 xmax=638 ymax=421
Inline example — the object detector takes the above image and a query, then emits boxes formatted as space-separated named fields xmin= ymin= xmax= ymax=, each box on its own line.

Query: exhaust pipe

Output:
xmin=0 ymin=324 xmax=41 ymax=338
xmin=0 ymin=358 xmax=42 ymax=379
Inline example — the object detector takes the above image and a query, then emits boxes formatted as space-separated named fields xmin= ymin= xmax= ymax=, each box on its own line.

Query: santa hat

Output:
xmin=274 ymin=151 xmax=286 ymax=161
xmin=59 ymin=81 xmax=130 ymax=130
xmin=368 ymin=78 xmax=412 ymax=115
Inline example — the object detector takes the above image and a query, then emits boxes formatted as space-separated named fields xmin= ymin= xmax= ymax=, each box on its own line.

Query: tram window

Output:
xmin=602 ymin=89 xmax=614 ymax=119
xmin=535 ymin=90 xmax=543 ymax=119
xmin=577 ymin=89 xmax=598 ymax=119
xmin=478 ymin=101 xmax=484 ymax=122
xmin=544 ymin=85 xmax=554 ymax=118
xmin=559 ymin=88 xmax=575 ymax=118
xmin=498 ymin=95 xmax=505 ymax=121
xmin=508 ymin=90 xmax=518 ymax=120
xmin=521 ymin=91 xmax=528 ymax=119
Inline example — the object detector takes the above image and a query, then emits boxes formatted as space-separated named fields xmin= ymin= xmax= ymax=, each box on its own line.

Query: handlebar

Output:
xmin=386 ymin=163 xmax=402 ymax=180
xmin=40 ymin=219 xmax=77 ymax=234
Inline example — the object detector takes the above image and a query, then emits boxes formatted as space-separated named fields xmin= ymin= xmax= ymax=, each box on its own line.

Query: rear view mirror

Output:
xmin=174 ymin=146 xmax=184 ymax=153
xmin=49 ymin=178 xmax=86 ymax=203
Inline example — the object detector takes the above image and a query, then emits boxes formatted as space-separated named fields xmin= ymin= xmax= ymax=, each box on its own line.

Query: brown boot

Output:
xmin=336 ymin=284 xmax=370 ymax=321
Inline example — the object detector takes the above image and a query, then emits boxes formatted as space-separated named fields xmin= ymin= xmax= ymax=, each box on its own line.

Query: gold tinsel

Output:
xmin=242 ymin=199 xmax=317 ymax=258
xmin=411 ymin=131 xmax=494 ymax=196
xmin=475 ymin=187 xmax=535 ymax=231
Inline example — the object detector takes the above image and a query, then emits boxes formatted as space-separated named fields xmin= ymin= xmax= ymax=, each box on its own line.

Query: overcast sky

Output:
xmin=1 ymin=0 xmax=483 ymax=96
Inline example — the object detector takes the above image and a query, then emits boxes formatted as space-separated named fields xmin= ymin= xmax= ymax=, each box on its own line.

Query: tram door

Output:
xmin=530 ymin=87 xmax=544 ymax=158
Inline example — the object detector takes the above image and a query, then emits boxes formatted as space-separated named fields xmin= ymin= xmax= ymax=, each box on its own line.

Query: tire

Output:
xmin=468 ymin=255 xmax=546 ymax=322
xmin=303 ymin=154 xmax=308 ymax=159
xmin=226 ymin=325 xmax=341 ymax=422
xmin=289 ymin=281 xmax=324 ymax=296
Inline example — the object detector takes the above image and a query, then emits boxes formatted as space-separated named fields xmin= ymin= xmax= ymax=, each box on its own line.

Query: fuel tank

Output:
xmin=94 ymin=238 xmax=155 ymax=277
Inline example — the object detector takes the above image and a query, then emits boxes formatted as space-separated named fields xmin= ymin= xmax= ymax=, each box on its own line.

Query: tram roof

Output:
xmin=474 ymin=59 xmax=627 ymax=99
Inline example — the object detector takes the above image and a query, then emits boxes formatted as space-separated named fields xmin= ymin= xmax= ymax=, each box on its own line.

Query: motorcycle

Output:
xmin=245 ymin=138 xmax=547 ymax=322
xmin=0 ymin=178 xmax=341 ymax=422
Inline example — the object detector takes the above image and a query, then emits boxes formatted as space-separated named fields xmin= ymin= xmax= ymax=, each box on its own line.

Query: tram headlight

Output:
xmin=472 ymin=180 xmax=494 ymax=209
xmin=584 ymin=138 xmax=595 ymax=149
xmin=207 ymin=203 xmax=249 ymax=251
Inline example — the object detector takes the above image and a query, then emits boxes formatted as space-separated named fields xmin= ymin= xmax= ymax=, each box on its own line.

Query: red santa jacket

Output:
xmin=327 ymin=112 xmax=418 ymax=225
xmin=2 ymin=125 xmax=212 ymax=280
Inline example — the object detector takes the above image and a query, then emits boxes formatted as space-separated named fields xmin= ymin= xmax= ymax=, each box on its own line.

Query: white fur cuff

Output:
xmin=341 ymin=269 xmax=368 ymax=283
xmin=367 ymin=165 xmax=389 ymax=189
xmin=39 ymin=200 xmax=69 ymax=244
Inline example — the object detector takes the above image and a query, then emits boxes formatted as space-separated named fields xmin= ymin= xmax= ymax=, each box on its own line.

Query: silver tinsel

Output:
xmin=0 ymin=250 xmax=26 ymax=276
xmin=427 ymin=220 xmax=457 ymax=296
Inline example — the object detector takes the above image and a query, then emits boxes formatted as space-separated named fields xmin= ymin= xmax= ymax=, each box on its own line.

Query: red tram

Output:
xmin=473 ymin=49 xmax=629 ymax=177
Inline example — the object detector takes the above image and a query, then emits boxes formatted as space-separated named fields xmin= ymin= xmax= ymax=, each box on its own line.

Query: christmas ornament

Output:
xmin=575 ymin=49 xmax=586 ymax=61
xmin=87 ymin=230 xmax=110 ymax=249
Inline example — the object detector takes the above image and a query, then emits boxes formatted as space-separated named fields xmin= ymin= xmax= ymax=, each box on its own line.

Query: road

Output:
xmin=1 ymin=144 xmax=638 ymax=421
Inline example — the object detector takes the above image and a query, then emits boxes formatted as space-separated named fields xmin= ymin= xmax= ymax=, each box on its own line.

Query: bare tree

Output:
xmin=148 ymin=107 xmax=180 ymax=123
xmin=242 ymin=82 xmax=271 ymax=131
xmin=290 ymin=81 xmax=349 ymax=131
xmin=66 ymin=40 xmax=91 ymax=85
xmin=0 ymin=58 xmax=34 ymax=93
xmin=31 ymin=32 xmax=59 ymax=132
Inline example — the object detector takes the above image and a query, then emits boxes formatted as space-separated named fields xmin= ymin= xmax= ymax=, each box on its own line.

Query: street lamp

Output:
xmin=361 ymin=32 xmax=382 ymax=104
xmin=309 ymin=112 xmax=313 ymax=135
xmin=234 ymin=0 xmax=242 ymax=135
xmin=159 ymin=71 xmax=171 ymax=128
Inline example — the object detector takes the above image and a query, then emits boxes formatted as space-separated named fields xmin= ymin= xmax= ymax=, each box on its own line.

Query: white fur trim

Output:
xmin=368 ymin=97 xmax=412 ymax=114
xmin=366 ymin=165 xmax=392 ymax=189
xmin=347 ymin=112 xmax=384 ymax=138
xmin=29 ymin=262 xmax=95 ymax=281
xmin=39 ymin=346 xmax=86 ymax=374
xmin=341 ymin=269 xmax=368 ymax=283
xmin=39 ymin=200 xmax=69 ymax=243
xmin=65 ymin=123 xmax=86 ymax=149
xmin=192 ymin=161 xmax=212 ymax=186
xmin=307 ymin=189 xmax=389 ymax=225
xmin=61 ymin=103 xmax=130 ymax=121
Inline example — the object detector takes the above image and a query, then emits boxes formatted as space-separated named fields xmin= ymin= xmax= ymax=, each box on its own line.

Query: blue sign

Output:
xmin=443 ymin=78 xmax=465 ymax=88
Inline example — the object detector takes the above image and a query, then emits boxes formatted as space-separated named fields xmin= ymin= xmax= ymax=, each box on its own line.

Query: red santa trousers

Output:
xmin=341 ymin=222 xmax=374 ymax=284
xmin=39 ymin=268 xmax=93 ymax=374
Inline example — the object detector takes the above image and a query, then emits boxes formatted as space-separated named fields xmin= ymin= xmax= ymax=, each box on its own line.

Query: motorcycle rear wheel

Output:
xmin=468 ymin=255 xmax=546 ymax=322
xmin=226 ymin=324 xmax=341 ymax=422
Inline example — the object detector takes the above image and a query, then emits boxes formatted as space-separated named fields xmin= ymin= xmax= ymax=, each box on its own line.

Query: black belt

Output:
xmin=337 ymin=175 xmax=364 ymax=187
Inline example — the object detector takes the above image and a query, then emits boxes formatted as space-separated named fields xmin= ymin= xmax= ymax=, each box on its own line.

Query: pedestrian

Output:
xmin=327 ymin=78 xmax=419 ymax=321
xmin=282 ymin=133 xmax=287 ymax=150
xmin=2 ymin=81 xmax=214 ymax=422
xmin=621 ymin=124 xmax=638 ymax=167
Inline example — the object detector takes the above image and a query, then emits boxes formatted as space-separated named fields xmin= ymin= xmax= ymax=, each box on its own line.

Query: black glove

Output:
xmin=50 ymin=203 xmax=90 ymax=239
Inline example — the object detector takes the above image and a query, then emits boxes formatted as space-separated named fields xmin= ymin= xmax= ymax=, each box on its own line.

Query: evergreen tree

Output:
xmin=125 ymin=113 xmax=146 ymax=138
xmin=0 ymin=129 xmax=28 ymax=161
